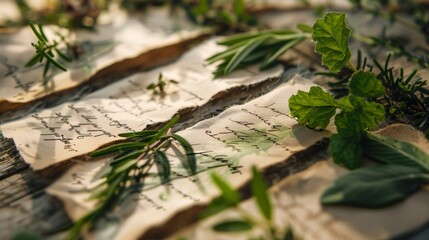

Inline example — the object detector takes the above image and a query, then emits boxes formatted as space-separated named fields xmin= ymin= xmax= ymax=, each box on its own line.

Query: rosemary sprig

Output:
xmin=68 ymin=115 xmax=196 ymax=239
xmin=374 ymin=55 xmax=429 ymax=134
xmin=146 ymin=73 xmax=178 ymax=95
xmin=25 ymin=22 xmax=72 ymax=80
xmin=206 ymin=29 xmax=309 ymax=77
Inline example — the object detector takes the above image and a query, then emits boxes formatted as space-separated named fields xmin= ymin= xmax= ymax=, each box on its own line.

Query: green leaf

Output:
xmin=118 ymin=130 xmax=158 ymax=138
xmin=312 ymin=12 xmax=351 ymax=73
xmin=336 ymin=97 xmax=354 ymax=111
xmin=29 ymin=22 xmax=46 ymax=43
xmin=212 ymin=220 xmax=253 ymax=232
xmin=234 ymin=0 xmax=245 ymax=18
xmin=224 ymin=36 xmax=269 ymax=75
xmin=321 ymin=164 xmax=425 ymax=208
xmin=43 ymin=51 xmax=67 ymax=72
xmin=89 ymin=142 xmax=146 ymax=158
xmin=25 ymin=54 xmax=42 ymax=67
xmin=211 ymin=173 xmax=240 ymax=206
xmin=43 ymin=60 xmax=50 ymax=77
xmin=37 ymin=24 xmax=49 ymax=42
xmin=251 ymin=166 xmax=272 ymax=221
xmin=362 ymin=133 xmax=429 ymax=172
xmin=206 ymin=43 xmax=242 ymax=64
xmin=328 ymin=132 xmax=362 ymax=169
xmin=289 ymin=86 xmax=337 ymax=129
xmin=171 ymin=133 xmax=197 ymax=174
xmin=155 ymin=151 xmax=171 ymax=182
xmin=217 ymin=30 xmax=295 ymax=46
xmin=110 ymin=149 xmax=145 ymax=166
xmin=156 ymin=115 xmax=180 ymax=137
xmin=55 ymin=48 xmax=72 ymax=62
xmin=199 ymin=197 xmax=231 ymax=219
xmin=329 ymin=111 xmax=363 ymax=169
xmin=343 ymin=96 xmax=384 ymax=129
xmin=297 ymin=23 xmax=313 ymax=33
xmin=337 ymin=108 xmax=365 ymax=130
xmin=349 ymin=71 xmax=385 ymax=98
xmin=260 ymin=37 xmax=304 ymax=70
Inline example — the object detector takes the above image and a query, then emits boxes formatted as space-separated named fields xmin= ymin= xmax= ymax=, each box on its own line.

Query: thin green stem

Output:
xmin=348 ymin=61 xmax=357 ymax=72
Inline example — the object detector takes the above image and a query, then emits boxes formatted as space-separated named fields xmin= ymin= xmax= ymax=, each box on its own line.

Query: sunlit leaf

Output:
xmin=312 ymin=12 xmax=351 ymax=73
xmin=212 ymin=220 xmax=252 ymax=232
xmin=251 ymin=166 xmax=272 ymax=221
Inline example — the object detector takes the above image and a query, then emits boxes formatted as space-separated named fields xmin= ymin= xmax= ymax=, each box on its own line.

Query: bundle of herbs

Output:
xmin=208 ymin=11 xmax=429 ymax=208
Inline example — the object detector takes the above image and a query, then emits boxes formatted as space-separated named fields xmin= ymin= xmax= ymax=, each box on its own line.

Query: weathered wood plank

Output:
xmin=0 ymin=137 xmax=29 ymax=180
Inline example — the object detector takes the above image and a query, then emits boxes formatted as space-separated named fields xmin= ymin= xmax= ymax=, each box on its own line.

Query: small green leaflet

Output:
xmin=343 ymin=96 xmax=385 ymax=130
xmin=348 ymin=71 xmax=385 ymax=98
xmin=362 ymin=133 xmax=429 ymax=172
xmin=212 ymin=220 xmax=253 ymax=232
xmin=289 ymin=87 xmax=337 ymax=129
xmin=199 ymin=197 xmax=231 ymax=219
xmin=89 ymin=142 xmax=147 ymax=157
xmin=334 ymin=111 xmax=362 ymax=135
xmin=289 ymin=86 xmax=337 ymax=129
xmin=321 ymin=164 xmax=426 ymax=208
xmin=155 ymin=151 xmax=170 ymax=182
xmin=224 ymin=35 xmax=268 ymax=75
xmin=207 ymin=29 xmax=306 ymax=77
xmin=171 ymin=134 xmax=197 ymax=174
xmin=211 ymin=173 xmax=240 ymax=206
xmin=251 ymin=166 xmax=272 ymax=221
xmin=312 ymin=12 xmax=351 ymax=73
xmin=328 ymin=132 xmax=363 ymax=169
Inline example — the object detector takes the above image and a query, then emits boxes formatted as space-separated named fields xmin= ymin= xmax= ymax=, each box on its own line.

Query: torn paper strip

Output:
xmin=0 ymin=39 xmax=283 ymax=170
xmin=47 ymin=77 xmax=332 ymax=240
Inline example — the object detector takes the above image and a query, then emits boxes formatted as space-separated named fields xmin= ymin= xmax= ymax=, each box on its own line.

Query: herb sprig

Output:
xmin=68 ymin=115 xmax=196 ymax=239
xmin=287 ymin=12 xmax=429 ymax=208
xmin=26 ymin=22 xmax=72 ymax=81
xmin=207 ymin=29 xmax=309 ymax=77
xmin=146 ymin=73 xmax=178 ymax=95
xmin=198 ymin=166 xmax=298 ymax=240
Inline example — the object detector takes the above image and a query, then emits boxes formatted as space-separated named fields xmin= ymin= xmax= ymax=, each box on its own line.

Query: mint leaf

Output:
xmin=349 ymin=71 xmax=385 ymax=98
xmin=312 ymin=12 xmax=351 ymax=73
xmin=334 ymin=111 xmax=363 ymax=135
xmin=289 ymin=86 xmax=337 ymax=129
xmin=329 ymin=133 xmax=363 ymax=169
xmin=321 ymin=164 xmax=424 ymax=208
xmin=336 ymin=97 xmax=354 ymax=111
xmin=342 ymin=96 xmax=384 ymax=129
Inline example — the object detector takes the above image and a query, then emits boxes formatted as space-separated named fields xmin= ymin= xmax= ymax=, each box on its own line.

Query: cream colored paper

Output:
xmin=47 ymin=77 xmax=331 ymax=240
xmin=0 ymin=7 xmax=203 ymax=103
xmin=0 ymin=39 xmax=283 ymax=170
xmin=170 ymin=124 xmax=429 ymax=240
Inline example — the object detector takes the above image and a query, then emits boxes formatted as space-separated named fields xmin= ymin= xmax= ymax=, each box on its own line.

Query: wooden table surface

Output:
xmin=1 ymin=8 xmax=429 ymax=240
